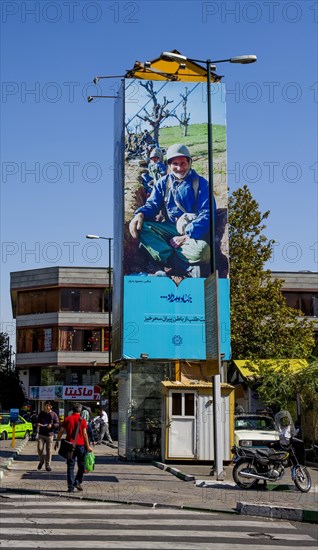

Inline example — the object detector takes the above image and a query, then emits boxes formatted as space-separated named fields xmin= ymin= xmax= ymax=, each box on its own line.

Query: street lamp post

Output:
xmin=86 ymin=235 xmax=113 ymax=418
xmin=160 ymin=52 xmax=257 ymax=478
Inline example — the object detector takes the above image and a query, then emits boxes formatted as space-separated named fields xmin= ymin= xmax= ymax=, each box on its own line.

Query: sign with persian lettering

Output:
xmin=113 ymin=79 xmax=230 ymax=360
xmin=29 ymin=385 xmax=101 ymax=401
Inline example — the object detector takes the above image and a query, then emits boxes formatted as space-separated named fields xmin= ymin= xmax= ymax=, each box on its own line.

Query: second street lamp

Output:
xmin=86 ymin=234 xmax=113 ymax=422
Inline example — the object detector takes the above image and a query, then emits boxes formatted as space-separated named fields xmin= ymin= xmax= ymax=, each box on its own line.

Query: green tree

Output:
xmin=249 ymin=359 xmax=318 ymax=441
xmin=101 ymin=365 xmax=120 ymax=412
xmin=248 ymin=360 xmax=300 ymax=412
xmin=0 ymin=332 xmax=25 ymax=410
xmin=229 ymin=185 xmax=314 ymax=360
xmin=0 ymin=332 xmax=9 ymax=369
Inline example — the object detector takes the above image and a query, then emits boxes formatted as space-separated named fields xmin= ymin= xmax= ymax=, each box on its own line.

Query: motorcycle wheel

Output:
xmin=293 ymin=465 xmax=312 ymax=493
xmin=233 ymin=461 xmax=259 ymax=489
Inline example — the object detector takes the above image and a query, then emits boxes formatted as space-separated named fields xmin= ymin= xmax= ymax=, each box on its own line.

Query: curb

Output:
xmin=152 ymin=461 xmax=195 ymax=481
xmin=236 ymin=501 xmax=318 ymax=523
xmin=151 ymin=461 xmax=318 ymax=523
xmin=0 ymin=437 xmax=29 ymax=480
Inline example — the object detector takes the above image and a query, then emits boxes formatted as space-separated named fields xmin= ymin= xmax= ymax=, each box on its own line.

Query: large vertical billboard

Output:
xmin=113 ymin=79 xmax=230 ymax=361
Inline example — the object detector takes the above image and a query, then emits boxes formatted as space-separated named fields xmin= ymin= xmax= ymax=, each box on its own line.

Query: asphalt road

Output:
xmin=1 ymin=493 xmax=317 ymax=549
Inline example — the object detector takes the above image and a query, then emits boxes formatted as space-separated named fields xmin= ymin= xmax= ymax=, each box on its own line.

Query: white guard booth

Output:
xmin=161 ymin=381 xmax=234 ymax=462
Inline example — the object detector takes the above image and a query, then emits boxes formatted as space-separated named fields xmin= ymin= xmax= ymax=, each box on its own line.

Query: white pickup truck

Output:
xmin=234 ymin=413 xmax=280 ymax=448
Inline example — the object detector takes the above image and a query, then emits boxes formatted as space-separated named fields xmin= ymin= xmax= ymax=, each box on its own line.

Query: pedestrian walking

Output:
xmin=36 ymin=401 xmax=59 ymax=472
xmin=81 ymin=406 xmax=95 ymax=445
xmin=54 ymin=403 xmax=92 ymax=493
xmin=94 ymin=407 xmax=113 ymax=445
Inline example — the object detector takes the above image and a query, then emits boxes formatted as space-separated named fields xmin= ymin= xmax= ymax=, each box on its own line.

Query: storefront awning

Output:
xmin=233 ymin=359 xmax=309 ymax=380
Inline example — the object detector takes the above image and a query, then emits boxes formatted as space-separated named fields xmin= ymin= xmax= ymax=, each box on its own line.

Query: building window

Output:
xmin=104 ymin=288 xmax=112 ymax=313
xmin=104 ymin=327 xmax=111 ymax=351
xmin=17 ymin=327 xmax=58 ymax=353
xmin=283 ymin=291 xmax=318 ymax=316
xmin=17 ymin=289 xmax=59 ymax=315
xmin=41 ymin=368 xmax=65 ymax=386
xmin=60 ymin=289 xmax=103 ymax=312
xmin=59 ymin=328 xmax=103 ymax=352
xmin=70 ymin=368 xmax=102 ymax=385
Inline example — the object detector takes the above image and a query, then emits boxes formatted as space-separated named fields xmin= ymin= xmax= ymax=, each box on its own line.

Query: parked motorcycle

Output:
xmin=232 ymin=440 xmax=311 ymax=492
xmin=232 ymin=411 xmax=312 ymax=493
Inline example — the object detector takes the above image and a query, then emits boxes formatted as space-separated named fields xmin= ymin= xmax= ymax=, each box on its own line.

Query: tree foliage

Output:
xmin=249 ymin=359 xmax=318 ymax=440
xmin=229 ymin=185 xmax=315 ymax=359
xmin=248 ymin=360 xmax=301 ymax=412
xmin=101 ymin=365 xmax=121 ymax=412
xmin=0 ymin=332 xmax=9 ymax=369
xmin=0 ymin=332 xmax=25 ymax=410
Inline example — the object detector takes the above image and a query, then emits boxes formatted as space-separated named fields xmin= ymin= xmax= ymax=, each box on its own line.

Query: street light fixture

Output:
xmin=93 ymin=75 xmax=124 ymax=85
xmin=88 ymin=95 xmax=119 ymax=103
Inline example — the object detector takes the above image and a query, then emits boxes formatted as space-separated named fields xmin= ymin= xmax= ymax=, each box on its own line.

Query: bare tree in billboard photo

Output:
xmin=124 ymin=81 xmax=229 ymax=283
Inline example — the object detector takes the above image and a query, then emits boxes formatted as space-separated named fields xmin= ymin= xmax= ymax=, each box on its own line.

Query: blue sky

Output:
xmin=1 ymin=0 xmax=317 ymax=344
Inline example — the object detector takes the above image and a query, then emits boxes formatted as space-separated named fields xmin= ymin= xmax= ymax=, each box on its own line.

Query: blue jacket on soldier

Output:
xmin=136 ymin=168 xmax=210 ymax=241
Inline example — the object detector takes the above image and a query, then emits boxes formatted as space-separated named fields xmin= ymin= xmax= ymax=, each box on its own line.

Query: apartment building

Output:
xmin=10 ymin=266 xmax=111 ymax=415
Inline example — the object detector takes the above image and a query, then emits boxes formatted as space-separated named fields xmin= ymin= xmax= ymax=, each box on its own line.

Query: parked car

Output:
xmin=0 ymin=414 xmax=33 ymax=440
xmin=234 ymin=413 xmax=280 ymax=448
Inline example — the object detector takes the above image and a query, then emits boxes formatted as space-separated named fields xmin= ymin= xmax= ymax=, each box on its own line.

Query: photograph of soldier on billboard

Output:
xmin=123 ymin=80 xmax=228 ymax=283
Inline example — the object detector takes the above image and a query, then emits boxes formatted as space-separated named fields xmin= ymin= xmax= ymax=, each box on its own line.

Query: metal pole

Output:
xmin=206 ymin=59 xmax=215 ymax=274
xmin=108 ymin=237 xmax=112 ymax=343
xmin=107 ymin=238 xmax=112 ymax=432
xmin=206 ymin=59 xmax=223 ymax=480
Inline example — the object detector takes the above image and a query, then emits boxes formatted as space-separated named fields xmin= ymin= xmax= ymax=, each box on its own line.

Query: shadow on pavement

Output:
xmin=21 ymin=472 xmax=119 ymax=483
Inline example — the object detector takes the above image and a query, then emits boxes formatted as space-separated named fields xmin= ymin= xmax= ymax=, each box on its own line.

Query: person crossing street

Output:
xmin=36 ymin=401 xmax=59 ymax=472
xmin=54 ymin=403 xmax=92 ymax=493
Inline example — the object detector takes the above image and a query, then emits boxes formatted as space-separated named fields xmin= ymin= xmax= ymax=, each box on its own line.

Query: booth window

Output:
xmin=172 ymin=393 xmax=182 ymax=415
xmin=171 ymin=392 xmax=195 ymax=416
xmin=184 ymin=393 xmax=195 ymax=416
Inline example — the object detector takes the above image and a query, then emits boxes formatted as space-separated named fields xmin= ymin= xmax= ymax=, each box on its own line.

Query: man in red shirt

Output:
xmin=54 ymin=403 xmax=92 ymax=493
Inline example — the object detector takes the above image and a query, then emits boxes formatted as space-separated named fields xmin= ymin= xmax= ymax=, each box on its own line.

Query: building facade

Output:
xmin=272 ymin=271 xmax=318 ymax=343
xmin=10 ymin=266 xmax=112 ymax=417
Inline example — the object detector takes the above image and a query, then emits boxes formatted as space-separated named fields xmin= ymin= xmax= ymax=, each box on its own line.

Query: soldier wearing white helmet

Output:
xmin=129 ymin=143 xmax=212 ymax=278
xmin=166 ymin=143 xmax=191 ymax=162
xmin=149 ymin=147 xmax=163 ymax=162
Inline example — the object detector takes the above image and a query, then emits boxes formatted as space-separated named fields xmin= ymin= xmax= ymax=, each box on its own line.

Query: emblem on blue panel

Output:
xmin=172 ymin=335 xmax=183 ymax=346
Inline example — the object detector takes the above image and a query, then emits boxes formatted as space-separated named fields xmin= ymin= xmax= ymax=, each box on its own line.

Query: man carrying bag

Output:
xmin=54 ymin=403 xmax=92 ymax=493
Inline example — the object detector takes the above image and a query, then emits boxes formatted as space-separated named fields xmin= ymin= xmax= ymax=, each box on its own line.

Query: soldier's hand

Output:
xmin=129 ymin=213 xmax=144 ymax=239
xmin=170 ymin=235 xmax=188 ymax=249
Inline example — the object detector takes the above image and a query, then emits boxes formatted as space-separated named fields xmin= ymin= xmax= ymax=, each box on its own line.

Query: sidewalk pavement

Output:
xmin=0 ymin=438 xmax=317 ymax=523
